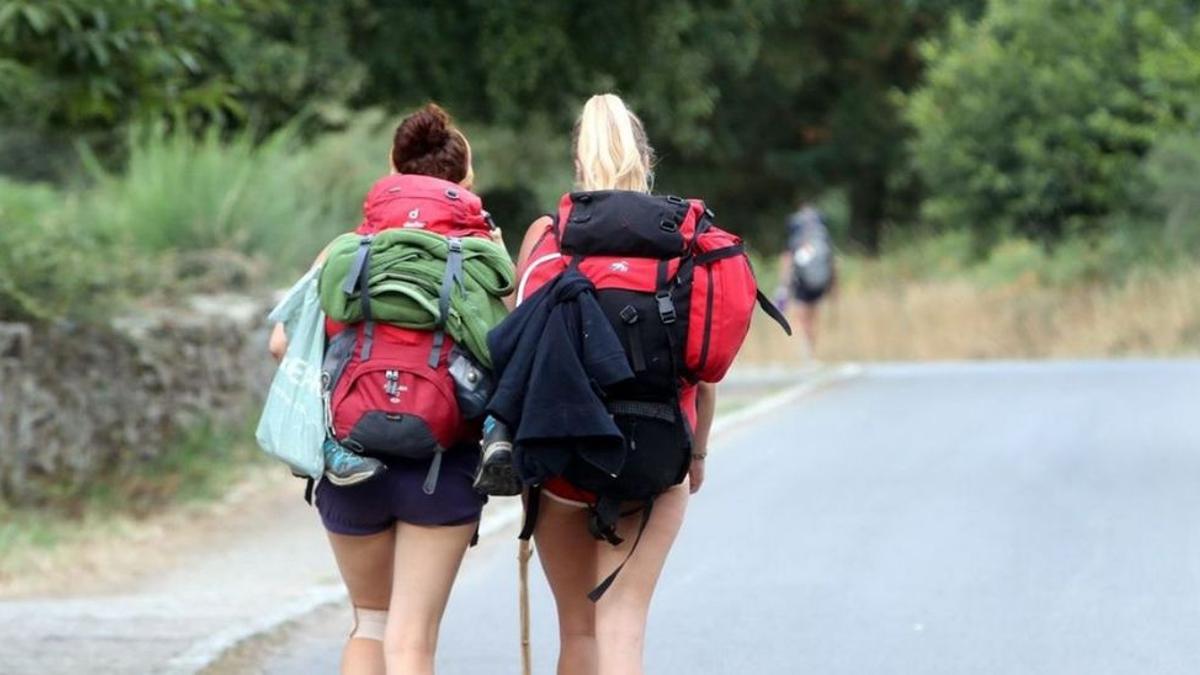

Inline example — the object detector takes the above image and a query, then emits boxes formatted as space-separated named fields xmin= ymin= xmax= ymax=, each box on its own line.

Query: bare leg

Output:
xmin=594 ymin=484 xmax=689 ymax=675
xmin=535 ymin=494 xmax=600 ymax=675
xmin=384 ymin=521 xmax=477 ymax=675
xmin=791 ymin=302 xmax=818 ymax=361
xmin=327 ymin=529 xmax=396 ymax=675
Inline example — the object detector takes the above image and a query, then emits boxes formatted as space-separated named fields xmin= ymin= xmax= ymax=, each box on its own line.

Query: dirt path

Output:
xmin=0 ymin=467 xmax=341 ymax=674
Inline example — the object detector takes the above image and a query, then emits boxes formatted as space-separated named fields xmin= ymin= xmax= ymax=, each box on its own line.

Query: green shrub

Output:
xmin=908 ymin=0 xmax=1200 ymax=248
xmin=80 ymin=123 xmax=385 ymax=280
xmin=84 ymin=126 xmax=309 ymax=268
xmin=0 ymin=179 xmax=135 ymax=321
xmin=1144 ymin=131 xmax=1200 ymax=252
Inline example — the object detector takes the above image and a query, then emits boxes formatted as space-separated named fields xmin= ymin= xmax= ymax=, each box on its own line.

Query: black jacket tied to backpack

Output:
xmin=486 ymin=268 xmax=634 ymax=482
xmin=489 ymin=191 xmax=791 ymax=602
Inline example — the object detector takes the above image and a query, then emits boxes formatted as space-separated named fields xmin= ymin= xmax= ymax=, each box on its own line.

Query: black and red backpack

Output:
xmin=515 ymin=190 xmax=791 ymax=597
xmin=321 ymin=173 xmax=494 ymax=493
xmin=519 ymin=190 xmax=789 ymax=386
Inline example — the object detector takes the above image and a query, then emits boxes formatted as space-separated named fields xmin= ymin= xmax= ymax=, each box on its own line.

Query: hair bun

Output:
xmin=396 ymin=103 xmax=451 ymax=157
xmin=390 ymin=102 xmax=470 ymax=183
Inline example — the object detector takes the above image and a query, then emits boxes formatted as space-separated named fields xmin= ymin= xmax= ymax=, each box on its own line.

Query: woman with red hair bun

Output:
xmin=268 ymin=103 xmax=494 ymax=675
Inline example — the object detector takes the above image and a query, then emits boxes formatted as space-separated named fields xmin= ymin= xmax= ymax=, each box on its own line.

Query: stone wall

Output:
xmin=0 ymin=295 xmax=274 ymax=504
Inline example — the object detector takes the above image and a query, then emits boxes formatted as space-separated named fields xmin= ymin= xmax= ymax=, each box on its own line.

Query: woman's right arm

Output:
xmin=269 ymin=323 xmax=288 ymax=361
xmin=269 ymin=246 xmax=333 ymax=361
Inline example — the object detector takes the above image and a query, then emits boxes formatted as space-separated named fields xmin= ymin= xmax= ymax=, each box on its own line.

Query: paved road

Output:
xmin=230 ymin=360 xmax=1200 ymax=674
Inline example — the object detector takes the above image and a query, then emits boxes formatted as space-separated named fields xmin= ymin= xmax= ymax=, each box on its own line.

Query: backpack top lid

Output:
xmin=555 ymin=190 xmax=702 ymax=260
xmin=358 ymin=173 xmax=489 ymax=235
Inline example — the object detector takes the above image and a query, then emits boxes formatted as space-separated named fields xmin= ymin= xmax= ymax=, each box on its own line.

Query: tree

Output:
xmin=344 ymin=1 xmax=980 ymax=252
xmin=0 ymin=0 xmax=362 ymax=168
xmin=907 ymin=0 xmax=1200 ymax=249
xmin=344 ymin=0 xmax=758 ymax=153
xmin=655 ymin=0 xmax=984 ymax=253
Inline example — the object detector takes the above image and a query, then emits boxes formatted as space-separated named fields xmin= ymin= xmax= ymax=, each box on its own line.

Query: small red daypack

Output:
xmin=323 ymin=174 xmax=492 ymax=493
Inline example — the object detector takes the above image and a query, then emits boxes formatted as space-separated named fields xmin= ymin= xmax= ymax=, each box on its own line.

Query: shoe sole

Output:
xmin=324 ymin=467 xmax=385 ymax=487
xmin=474 ymin=445 xmax=523 ymax=496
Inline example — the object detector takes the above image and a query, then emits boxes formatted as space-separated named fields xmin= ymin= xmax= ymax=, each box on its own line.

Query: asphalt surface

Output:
xmin=230 ymin=360 xmax=1200 ymax=674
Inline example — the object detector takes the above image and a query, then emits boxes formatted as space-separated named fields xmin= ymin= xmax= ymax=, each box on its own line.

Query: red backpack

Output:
xmin=322 ymin=174 xmax=493 ymax=493
xmin=510 ymin=190 xmax=790 ymax=601
xmin=517 ymin=191 xmax=790 ymax=384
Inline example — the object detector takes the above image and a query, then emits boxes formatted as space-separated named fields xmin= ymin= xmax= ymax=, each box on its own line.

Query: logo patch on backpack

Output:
xmin=609 ymin=260 xmax=630 ymax=272
xmin=403 ymin=208 xmax=426 ymax=229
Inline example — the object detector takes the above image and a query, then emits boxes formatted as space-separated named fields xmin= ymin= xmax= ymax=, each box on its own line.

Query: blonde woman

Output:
xmin=509 ymin=94 xmax=717 ymax=675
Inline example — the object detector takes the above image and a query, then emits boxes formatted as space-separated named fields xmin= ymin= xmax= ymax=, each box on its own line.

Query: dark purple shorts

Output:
xmin=315 ymin=445 xmax=485 ymax=536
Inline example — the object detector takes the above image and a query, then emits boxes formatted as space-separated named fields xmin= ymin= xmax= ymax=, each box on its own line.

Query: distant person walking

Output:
xmin=776 ymin=202 xmax=835 ymax=360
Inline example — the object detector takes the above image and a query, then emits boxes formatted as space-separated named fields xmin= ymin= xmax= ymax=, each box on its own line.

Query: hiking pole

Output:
xmin=518 ymin=538 xmax=533 ymax=675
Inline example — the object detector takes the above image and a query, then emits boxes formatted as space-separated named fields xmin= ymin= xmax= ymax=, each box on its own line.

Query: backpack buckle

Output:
xmin=655 ymin=292 xmax=676 ymax=324
xmin=659 ymin=218 xmax=678 ymax=233
xmin=666 ymin=195 xmax=685 ymax=205
xmin=444 ymin=188 xmax=460 ymax=200
xmin=619 ymin=305 xmax=639 ymax=325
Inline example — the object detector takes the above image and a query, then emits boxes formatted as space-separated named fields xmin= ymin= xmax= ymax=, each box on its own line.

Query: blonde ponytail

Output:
xmin=574 ymin=94 xmax=654 ymax=192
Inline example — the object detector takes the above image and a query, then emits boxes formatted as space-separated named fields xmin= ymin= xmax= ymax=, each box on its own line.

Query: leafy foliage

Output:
xmin=652 ymin=0 xmax=985 ymax=253
xmin=0 ymin=0 xmax=361 ymax=133
xmin=907 ymin=0 xmax=1200 ymax=248
xmin=345 ymin=0 xmax=759 ymax=153
xmin=2 ymin=0 xmax=1200 ymax=310
xmin=0 ymin=118 xmax=384 ymax=322
xmin=343 ymin=1 xmax=982 ymax=253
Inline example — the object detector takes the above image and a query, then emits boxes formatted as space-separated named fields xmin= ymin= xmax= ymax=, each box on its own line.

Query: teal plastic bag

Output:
xmin=255 ymin=266 xmax=326 ymax=478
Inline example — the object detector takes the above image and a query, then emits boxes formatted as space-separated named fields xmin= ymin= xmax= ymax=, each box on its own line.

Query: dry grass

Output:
xmin=0 ymin=465 xmax=294 ymax=599
xmin=741 ymin=265 xmax=1200 ymax=363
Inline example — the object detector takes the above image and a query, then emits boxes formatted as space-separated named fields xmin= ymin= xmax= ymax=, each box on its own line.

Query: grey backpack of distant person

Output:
xmin=788 ymin=207 xmax=834 ymax=291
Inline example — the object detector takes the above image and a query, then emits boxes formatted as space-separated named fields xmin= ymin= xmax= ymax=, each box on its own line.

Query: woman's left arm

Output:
xmin=689 ymin=382 xmax=717 ymax=494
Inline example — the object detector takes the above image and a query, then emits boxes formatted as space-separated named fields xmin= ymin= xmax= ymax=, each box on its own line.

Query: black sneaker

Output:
xmin=473 ymin=418 xmax=522 ymax=496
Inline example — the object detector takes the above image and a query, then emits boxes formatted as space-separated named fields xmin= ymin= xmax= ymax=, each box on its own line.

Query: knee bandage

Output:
xmin=349 ymin=607 xmax=388 ymax=641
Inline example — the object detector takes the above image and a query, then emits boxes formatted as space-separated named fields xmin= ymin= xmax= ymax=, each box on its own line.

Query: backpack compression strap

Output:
xmin=517 ymin=486 xmax=656 ymax=602
xmin=757 ymin=289 xmax=792 ymax=335
xmin=429 ymin=237 xmax=465 ymax=367
xmin=587 ymin=497 xmax=655 ymax=602
xmin=342 ymin=236 xmax=377 ymax=359
xmin=518 ymin=485 xmax=541 ymax=541
xmin=423 ymin=448 xmax=444 ymax=495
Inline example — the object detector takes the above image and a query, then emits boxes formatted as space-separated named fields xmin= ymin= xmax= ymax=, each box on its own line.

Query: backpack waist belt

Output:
xmin=605 ymin=400 xmax=677 ymax=423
